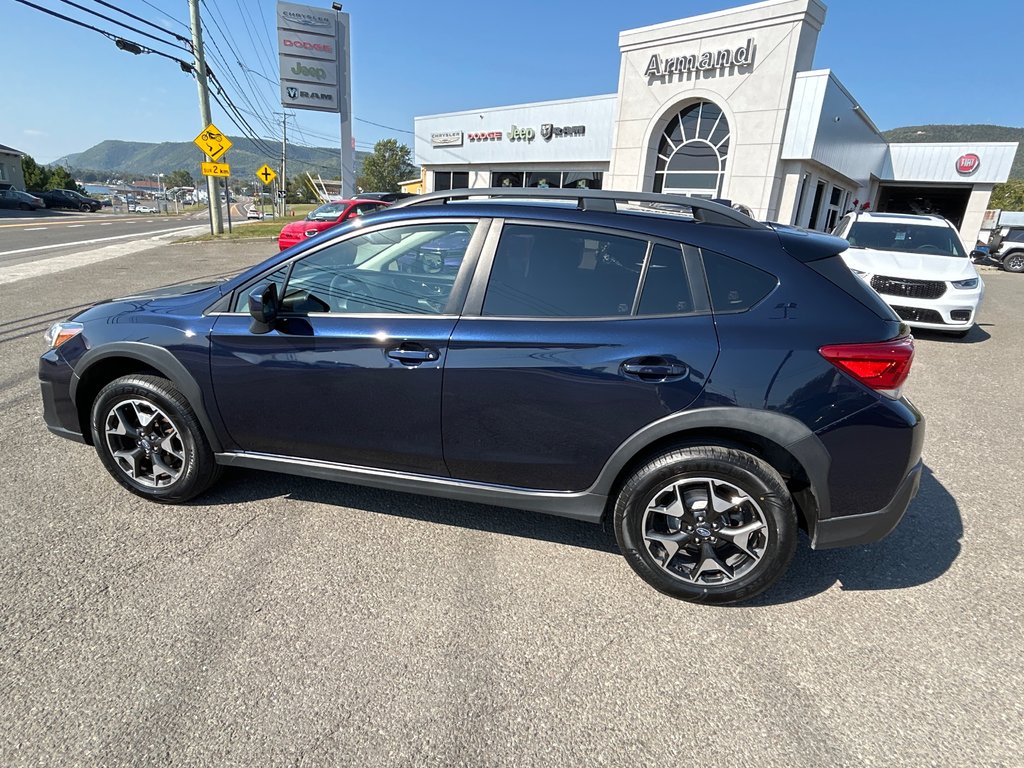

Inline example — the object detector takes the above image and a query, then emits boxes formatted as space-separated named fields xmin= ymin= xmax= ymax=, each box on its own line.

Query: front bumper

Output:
xmin=39 ymin=349 xmax=86 ymax=443
xmin=811 ymin=459 xmax=922 ymax=548
xmin=878 ymin=284 xmax=984 ymax=331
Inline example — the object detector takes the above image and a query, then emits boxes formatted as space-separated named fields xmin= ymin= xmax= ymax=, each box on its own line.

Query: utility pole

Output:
xmin=188 ymin=0 xmax=223 ymax=235
xmin=277 ymin=112 xmax=289 ymax=217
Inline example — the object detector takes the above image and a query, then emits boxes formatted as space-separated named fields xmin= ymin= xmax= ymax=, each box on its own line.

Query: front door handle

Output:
xmin=621 ymin=358 xmax=689 ymax=381
xmin=386 ymin=344 xmax=439 ymax=364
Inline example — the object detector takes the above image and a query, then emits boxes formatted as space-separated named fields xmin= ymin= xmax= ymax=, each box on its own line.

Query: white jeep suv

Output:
xmin=833 ymin=212 xmax=983 ymax=337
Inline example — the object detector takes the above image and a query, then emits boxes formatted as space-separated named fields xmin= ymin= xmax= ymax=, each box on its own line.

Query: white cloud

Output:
xmin=23 ymin=129 xmax=46 ymax=137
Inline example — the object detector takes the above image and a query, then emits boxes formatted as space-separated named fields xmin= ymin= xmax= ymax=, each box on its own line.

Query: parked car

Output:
xmin=246 ymin=206 xmax=264 ymax=220
xmin=277 ymin=199 xmax=389 ymax=250
xmin=986 ymin=226 xmax=1024 ymax=273
xmin=38 ymin=188 xmax=924 ymax=605
xmin=36 ymin=189 xmax=103 ymax=212
xmin=352 ymin=192 xmax=416 ymax=203
xmin=0 ymin=189 xmax=45 ymax=210
xmin=833 ymin=212 xmax=983 ymax=337
xmin=135 ymin=205 xmax=157 ymax=214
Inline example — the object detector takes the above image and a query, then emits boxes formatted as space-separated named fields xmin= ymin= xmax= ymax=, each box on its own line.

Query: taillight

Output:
xmin=819 ymin=335 xmax=915 ymax=398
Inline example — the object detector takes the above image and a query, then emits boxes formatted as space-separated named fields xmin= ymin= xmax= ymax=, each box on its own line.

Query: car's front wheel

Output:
xmin=1003 ymin=252 xmax=1024 ymax=273
xmin=90 ymin=375 xmax=221 ymax=502
xmin=613 ymin=446 xmax=797 ymax=604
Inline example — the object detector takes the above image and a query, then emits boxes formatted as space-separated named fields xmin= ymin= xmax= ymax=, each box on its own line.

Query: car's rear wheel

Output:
xmin=90 ymin=375 xmax=221 ymax=502
xmin=79 ymin=203 xmax=91 ymax=212
xmin=613 ymin=446 xmax=797 ymax=604
xmin=1003 ymin=252 xmax=1024 ymax=273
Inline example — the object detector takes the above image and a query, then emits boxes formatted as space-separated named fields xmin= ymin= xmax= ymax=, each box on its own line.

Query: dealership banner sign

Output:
xmin=277 ymin=1 xmax=348 ymax=114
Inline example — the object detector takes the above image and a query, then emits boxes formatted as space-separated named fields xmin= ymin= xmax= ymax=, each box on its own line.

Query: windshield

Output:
xmin=847 ymin=221 xmax=966 ymax=258
xmin=308 ymin=202 xmax=347 ymax=221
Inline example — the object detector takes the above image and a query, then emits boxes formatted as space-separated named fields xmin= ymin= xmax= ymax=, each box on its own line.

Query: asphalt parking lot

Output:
xmin=1 ymin=241 xmax=1022 ymax=766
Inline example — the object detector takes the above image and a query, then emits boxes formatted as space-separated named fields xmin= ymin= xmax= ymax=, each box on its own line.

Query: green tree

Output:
xmin=46 ymin=166 xmax=80 ymax=192
xmin=21 ymin=155 xmax=50 ymax=192
xmin=355 ymin=139 xmax=414 ymax=193
xmin=990 ymin=180 xmax=1024 ymax=211
xmin=164 ymin=169 xmax=195 ymax=189
xmin=286 ymin=175 xmax=313 ymax=203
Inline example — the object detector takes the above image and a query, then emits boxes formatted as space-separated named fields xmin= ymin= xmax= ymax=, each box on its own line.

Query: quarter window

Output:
xmin=702 ymin=250 xmax=778 ymax=312
xmin=482 ymin=225 xmax=646 ymax=317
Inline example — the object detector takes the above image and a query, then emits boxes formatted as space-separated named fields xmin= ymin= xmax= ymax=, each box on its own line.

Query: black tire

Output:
xmin=1003 ymin=251 xmax=1024 ymax=273
xmin=79 ymin=203 xmax=91 ymax=212
xmin=90 ymin=374 xmax=221 ymax=503
xmin=613 ymin=446 xmax=797 ymax=605
xmin=18 ymin=203 xmax=30 ymax=211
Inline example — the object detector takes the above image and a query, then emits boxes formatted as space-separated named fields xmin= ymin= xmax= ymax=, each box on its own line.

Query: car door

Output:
xmin=442 ymin=220 xmax=720 ymax=492
xmin=209 ymin=217 xmax=487 ymax=475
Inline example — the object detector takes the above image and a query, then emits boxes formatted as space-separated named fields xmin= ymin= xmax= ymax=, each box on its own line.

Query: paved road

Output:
xmin=0 ymin=242 xmax=1021 ymax=767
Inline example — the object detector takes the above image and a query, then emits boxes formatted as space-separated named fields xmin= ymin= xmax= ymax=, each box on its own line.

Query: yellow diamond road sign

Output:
xmin=194 ymin=123 xmax=232 ymax=162
xmin=256 ymin=164 xmax=277 ymax=185
xmin=201 ymin=162 xmax=231 ymax=178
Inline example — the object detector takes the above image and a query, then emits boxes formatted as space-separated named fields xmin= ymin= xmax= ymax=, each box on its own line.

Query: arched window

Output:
xmin=653 ymin=101 xmax=730 ymax=198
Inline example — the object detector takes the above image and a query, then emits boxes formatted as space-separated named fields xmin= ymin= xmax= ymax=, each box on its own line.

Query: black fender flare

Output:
xmin=588 ymin=406 xmax=831 ymax=522
xmin=69 ymin=341 xmax=223 ymax=452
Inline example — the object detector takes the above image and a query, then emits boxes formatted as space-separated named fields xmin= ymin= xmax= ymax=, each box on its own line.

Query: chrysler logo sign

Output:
xmin=956 ymin=153 xmax=980 ymax=175
xmin=431 ymin=131 xmax=464 ymax=147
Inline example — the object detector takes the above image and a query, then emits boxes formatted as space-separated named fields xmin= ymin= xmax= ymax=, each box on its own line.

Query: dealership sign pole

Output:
xmin=277 ymin=2 xmax=353 ymax=198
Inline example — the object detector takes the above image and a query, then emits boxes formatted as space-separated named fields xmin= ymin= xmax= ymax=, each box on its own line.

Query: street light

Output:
xmin=155 ymin=173 xmax=165 ymax=214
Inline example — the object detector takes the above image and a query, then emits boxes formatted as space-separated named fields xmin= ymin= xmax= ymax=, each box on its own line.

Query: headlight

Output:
xmin=952 ymin=278 xmax=979 ymax=289
xmin=43 ymin=321 xmax=84 ymax=349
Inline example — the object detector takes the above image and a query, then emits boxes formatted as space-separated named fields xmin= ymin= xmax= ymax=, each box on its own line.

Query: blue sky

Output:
xmin=2 ymin=0 xmax=1022 ymax=165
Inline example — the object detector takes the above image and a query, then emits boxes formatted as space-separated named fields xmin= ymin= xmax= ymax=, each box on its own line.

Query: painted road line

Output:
xmin=0 ymin=226 xmax=206 ymax=285
xmin=23 ymin=227 xmax=47 ymax=231
xmin=0 ymin=226 xmax=202 ymax=259
xmin=67 ymin=224 xmax=85 ymax=228
xmin=99 ymin=222 xmax=113 ymax=226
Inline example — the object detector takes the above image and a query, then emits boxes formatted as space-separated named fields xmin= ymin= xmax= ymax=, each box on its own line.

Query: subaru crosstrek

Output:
xmin=39 ymin=189 xmax=924 ymax=604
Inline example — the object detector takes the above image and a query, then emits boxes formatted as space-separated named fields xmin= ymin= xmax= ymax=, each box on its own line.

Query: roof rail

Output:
xmin=391 ymin=187 xmax=767 ymax=229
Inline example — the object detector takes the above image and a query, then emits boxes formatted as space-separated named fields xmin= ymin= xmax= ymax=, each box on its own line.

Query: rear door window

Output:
xmin=637 ymin=244 xmax=696 ymax=316
xmin=482 ymin=224 xmax=646 ymax=317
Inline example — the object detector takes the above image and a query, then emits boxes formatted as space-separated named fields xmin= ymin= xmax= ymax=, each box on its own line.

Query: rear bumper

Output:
xmin=811 ymin=459 xmax=922 ymax=548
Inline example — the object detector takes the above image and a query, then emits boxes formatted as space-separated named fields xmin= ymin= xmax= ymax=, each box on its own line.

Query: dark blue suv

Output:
xmin=39 ymin=189 xmax=924 ymax=604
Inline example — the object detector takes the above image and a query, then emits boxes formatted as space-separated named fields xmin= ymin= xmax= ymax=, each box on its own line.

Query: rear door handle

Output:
xmin=386 ymin=344 xmax=439 ymax=364
xmin=621 ymin=358 xmax=689 ymax=381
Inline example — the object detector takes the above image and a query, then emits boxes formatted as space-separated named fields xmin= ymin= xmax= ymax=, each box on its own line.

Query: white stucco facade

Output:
xmin=413 ymin=0 xmax=1017 ymax=241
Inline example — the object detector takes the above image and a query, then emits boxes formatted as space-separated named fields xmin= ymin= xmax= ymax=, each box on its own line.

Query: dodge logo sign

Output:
xmin=956 ymin=153 xmax=980 ymax=175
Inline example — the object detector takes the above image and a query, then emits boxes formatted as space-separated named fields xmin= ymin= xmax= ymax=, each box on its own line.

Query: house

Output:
xmin=0 ymin=144 xmax=26 ymax=190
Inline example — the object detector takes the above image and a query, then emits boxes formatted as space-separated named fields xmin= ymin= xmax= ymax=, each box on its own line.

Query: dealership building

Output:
xmin=414 ymin=0 xmax=1017 ymax=241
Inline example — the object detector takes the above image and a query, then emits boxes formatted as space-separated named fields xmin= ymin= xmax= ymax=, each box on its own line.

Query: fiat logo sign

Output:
xmin=956 ymin=153 xmax=980 ymax=175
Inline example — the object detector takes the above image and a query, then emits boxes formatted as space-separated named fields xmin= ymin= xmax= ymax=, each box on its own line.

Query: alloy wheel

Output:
xmin=641 ymin=476 xmax=770 ymax=586
xmin=104 ymin=398 xmax=186 ymax=488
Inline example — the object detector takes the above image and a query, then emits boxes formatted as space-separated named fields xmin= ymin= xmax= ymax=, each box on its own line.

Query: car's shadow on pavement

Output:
xmin=914 ymin=325 xmax=991 ymax=344
xmin=199 ymin=468 xmax=620 ymax=554
xmin=199 ymin=463 xmax=960 ymax=601
xmin=747 ymin=465 xmax=962 ymax=605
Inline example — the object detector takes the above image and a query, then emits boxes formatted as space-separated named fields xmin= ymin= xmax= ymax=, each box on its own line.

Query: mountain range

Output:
xmin=53 ymin=137 xmax=368 ymax=183
xmin=51 ymin=124 xmax=1021 ymax=183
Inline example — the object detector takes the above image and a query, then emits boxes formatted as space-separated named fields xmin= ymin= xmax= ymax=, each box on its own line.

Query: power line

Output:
xmin=54 ymin=0 xmax=192 ymax=53
xmin=86 ymin=0 xmax=192 ymax=45
xmin=355 ymin=117 xmax=414 ymax=135
xmin=135 ymin=0 xmax=191 ymax=31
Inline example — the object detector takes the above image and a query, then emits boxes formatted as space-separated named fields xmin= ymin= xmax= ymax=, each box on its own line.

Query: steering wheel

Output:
xmin=389 ymin=275 xmax=447 ymax=312
xmin=914 ymin=244 xmax=944 ymax=253
xmin=328 ymin=272 xmax=377 ymax=312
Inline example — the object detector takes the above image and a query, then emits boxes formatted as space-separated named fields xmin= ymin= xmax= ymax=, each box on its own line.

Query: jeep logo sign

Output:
xmin=956 ymin=153 xmax=980 ymax=175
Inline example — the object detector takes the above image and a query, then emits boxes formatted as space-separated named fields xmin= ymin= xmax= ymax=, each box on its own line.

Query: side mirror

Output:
xmin=248 ymin=282 xmax=279 ymax=334
xmin=970 ymin=249 xmax=986 ymax=262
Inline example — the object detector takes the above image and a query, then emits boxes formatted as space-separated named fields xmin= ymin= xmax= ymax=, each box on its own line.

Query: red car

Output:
xmin=278 ymin=199 xmax=390 ymax=250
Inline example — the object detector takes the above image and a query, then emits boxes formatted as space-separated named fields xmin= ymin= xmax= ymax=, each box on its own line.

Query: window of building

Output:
xmin=809 ymin=180 xmax=827 ymax=230
xmin=490 ymin=171 xmax=603 ymax=189
xmin=482 ymin=224 xmax=647 ymax=317
xmin=434 ymin=171 xmax=469 ymax=191
xmin=653 ymin=101 xmax=730 ymax=198
xmin=825 ymin=185 xmax=846 ymax=232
